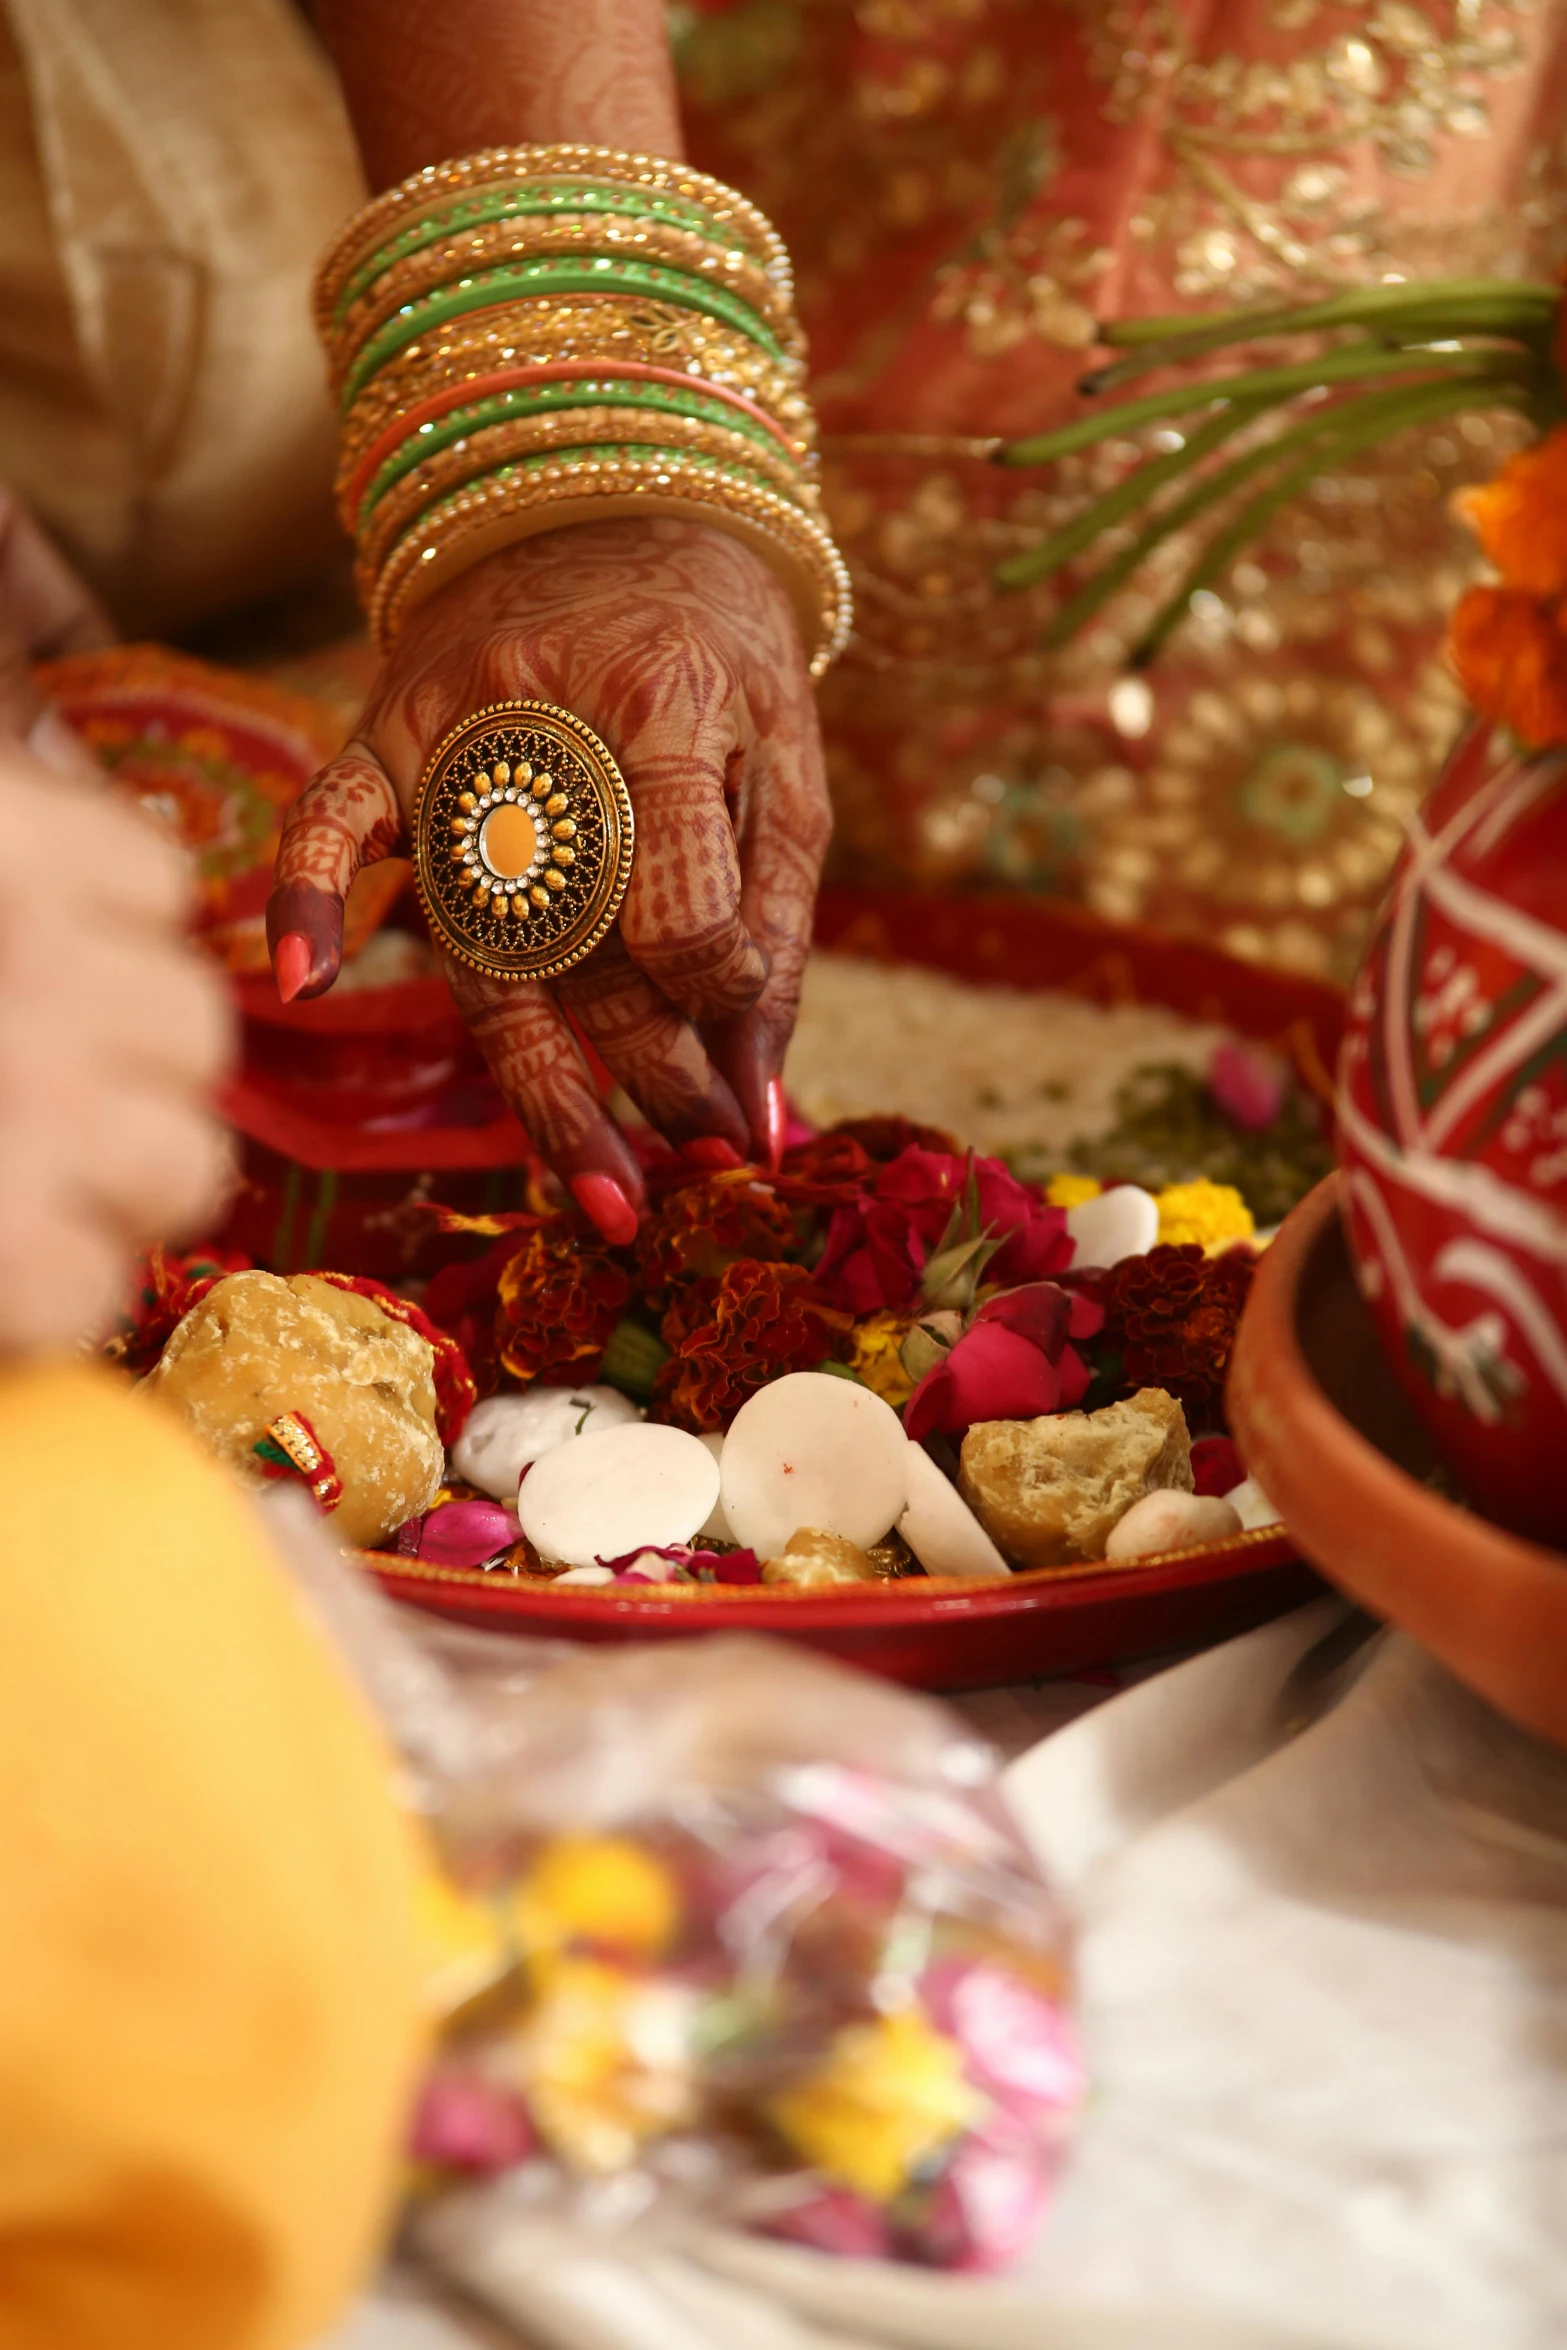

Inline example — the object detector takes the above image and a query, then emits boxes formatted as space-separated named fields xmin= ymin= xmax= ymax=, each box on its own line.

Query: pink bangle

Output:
xmin=339 ymin=358 xmax=805 ymax=521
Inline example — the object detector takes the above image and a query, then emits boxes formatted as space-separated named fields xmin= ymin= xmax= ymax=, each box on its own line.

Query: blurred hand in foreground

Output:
xmin=0 ymin=740 xmax=233 ymax=1351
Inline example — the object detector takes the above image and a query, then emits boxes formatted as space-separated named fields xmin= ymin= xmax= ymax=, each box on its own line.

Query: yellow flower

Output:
xmin=511 ymin=1835 xmax=680 ymax=1960
xmin=847 ymin=1311 xmax=916 ymax=1409
xmin=520 ymin=1952 xmax=698 ymax=2172
xmin=1044 ymin=1173 xmax=1102 ymax=1209
xmin=1155 ymin=1178 xmax=1256 ymax=1254
xmin=767 ymin=2006 xmax=983 ymax=2204
xmin=414 ymin=1865 xmax=511 ymax=2021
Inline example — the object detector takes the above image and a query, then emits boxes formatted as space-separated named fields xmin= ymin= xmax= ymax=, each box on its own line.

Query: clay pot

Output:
xmin=1229 ymin=1175 xmax=1567 ymax=1747
xmin=1336 ymin=723 xmax=1567 ymax=1545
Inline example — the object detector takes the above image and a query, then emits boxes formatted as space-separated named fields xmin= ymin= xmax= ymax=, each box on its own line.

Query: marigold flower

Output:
xmin=774 ymin=1129 xmax=875 ymax=1207
xmin=496 ymin=1215 xmax=634 ymax=1387
xmin=847 ymin=1310 xmax=916 ymax=1408
xmin=1154 ymin=1177 xmax=1255 ymax=1253
xmin=636 ymin=1170 xmax=795 ymax=1305
xmin=1455 ymin=428 xmax=1567 ymax=598
xmin=1044 ymin=1173 xmax=1102 ymax=1208
xmin=104 ymin=1242 xmax=248 ymax=1373
xmin=830 ymin=1114 xmax=962 ymax=1163
xmin=655 ymin=1259 xmax=851 ymax=1431
xmin=1098 ymin=1242 xmax=1253 ymax=1431
xmin=1450 ymin=583 xmax=1567 ymax=750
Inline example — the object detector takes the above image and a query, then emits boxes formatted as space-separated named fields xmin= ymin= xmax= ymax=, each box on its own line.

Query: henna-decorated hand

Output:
xmin=267 ymin=518 xmax=831 ymax=1240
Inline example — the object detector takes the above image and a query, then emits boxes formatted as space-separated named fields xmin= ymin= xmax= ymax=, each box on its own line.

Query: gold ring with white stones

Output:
xmin=411 ymin=700 xmax=634 ymax=982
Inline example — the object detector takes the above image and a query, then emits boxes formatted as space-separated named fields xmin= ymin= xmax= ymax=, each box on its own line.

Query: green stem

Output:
xmin=1129 ymin=376 xmax=1536 ymax=667
xmin=1024 ymin=375 xmax=1530 ymax=646
xmin=999 ymin=343 xmax=1538 ymax=468
xmin=995 ymin=398 xmax=1270 ymax=591
xmin=1095 ymin=278 xmax=1557 ymax=353
xmin=1086 ymin=304 xmax=1552 ymax=397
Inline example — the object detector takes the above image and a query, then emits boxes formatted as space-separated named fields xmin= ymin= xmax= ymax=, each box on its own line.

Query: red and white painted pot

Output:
xmin=1337 ymin=723 xmax=1567 ymax=1549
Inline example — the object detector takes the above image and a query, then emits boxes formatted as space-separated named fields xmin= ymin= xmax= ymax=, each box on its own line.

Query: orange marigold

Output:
xmin=654 ymin=1260 xmax=852 ymax=1432
xmin=636 ymin=1170 xmax=795 ymax=1306
xmin=496 ymin=1215 xmax=634 ymax=1387
xmin=1455 ymin=428 xmax=1567 ymax=599
xmin=1450 ymin=584 xmax=1567 ymax=751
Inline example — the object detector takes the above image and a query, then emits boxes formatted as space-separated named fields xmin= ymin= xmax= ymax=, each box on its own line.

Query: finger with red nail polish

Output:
xmin=267 ymin=741 xmax=402 ymax=1000
xmin=559 ymin=937 xmax=751 ymax=1163
xmin=569 ymin=1171 xmax=640 ymax=1246
xmin=444 ymin=958 xmax=646 ymax=1225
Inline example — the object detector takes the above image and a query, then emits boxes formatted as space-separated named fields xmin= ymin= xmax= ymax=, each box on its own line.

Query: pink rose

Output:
xmin=903 ymin=1283 xmax=1103 ymax=1442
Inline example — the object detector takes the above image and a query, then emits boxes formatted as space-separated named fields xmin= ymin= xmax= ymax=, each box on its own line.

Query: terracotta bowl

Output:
xmin=1229 ymin=1173 xmax=1567 ymax=1747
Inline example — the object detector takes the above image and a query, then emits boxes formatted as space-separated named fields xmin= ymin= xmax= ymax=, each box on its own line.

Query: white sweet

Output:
xmin=1104 ymin=1488 xmax=1242 ymax=1562
xmin=695 ymin=1430 xmax=733 ymax=1544
xmin=519 ymin=1424 xmax=720 ymax=1569
xmin=1065 ymin=1184 xmax=1160 ymax=1270
xmin=1227 ymin=1475 xmax=1283 ymax=1531
xmin=720 ymin=1371 xmax=909 ymax=1559
xmin=553 ymin=1565 xmax=615 ymax=1586
xmin=451 ymin=1385 xmax=642 ymax=1500
xmin=898 ymin=1441 xmax=1010 ymax=1582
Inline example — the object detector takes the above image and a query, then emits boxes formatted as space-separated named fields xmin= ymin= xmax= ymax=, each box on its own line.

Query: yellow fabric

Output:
xmin=0 ymin=1363 xmax=425 ymax=2350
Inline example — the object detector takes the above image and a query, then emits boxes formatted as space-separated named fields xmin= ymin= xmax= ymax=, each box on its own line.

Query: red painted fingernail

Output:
xmin=570 ymin=1172 xmax=639 ymax=1247
xmin=682 ymin=1136 xmax=745 ymax=1171
xmin=764 ymin=1078 xmax=787 ymax=1173
xmin=274 ymin=931 xmax=313 ymax=1004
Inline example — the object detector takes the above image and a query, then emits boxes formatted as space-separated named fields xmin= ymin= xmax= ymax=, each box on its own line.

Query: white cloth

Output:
xmin=331 ymin=1605 xmax=1567 ymax=2350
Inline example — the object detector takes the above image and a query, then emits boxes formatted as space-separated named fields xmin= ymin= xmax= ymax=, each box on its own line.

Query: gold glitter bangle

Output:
xmin=355 ymin=405 xmax=815 ymax=580
xmin=316 ymin=145 xmax=791 ymax=325
xmin=333 ymin=214 xmax=795 ymax=364
xmin=367 ymin=452 xmax=851 ymax=674
xmin=336 ymin=297 xmax=810 ymax=477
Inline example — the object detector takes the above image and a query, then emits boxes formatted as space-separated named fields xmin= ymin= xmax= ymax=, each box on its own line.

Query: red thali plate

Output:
xmin=359 ymin=885 xmax=1336 ymax=1690
xmin=363 ymin=1532 xmax=1318 ymax=1692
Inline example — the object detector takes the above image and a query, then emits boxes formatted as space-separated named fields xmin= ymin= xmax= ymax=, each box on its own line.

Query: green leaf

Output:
xmin=599 ymin=1316 xmax=669 ymax=1402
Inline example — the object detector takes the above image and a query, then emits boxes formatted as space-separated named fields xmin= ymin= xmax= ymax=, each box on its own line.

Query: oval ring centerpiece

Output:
xmin=411 ymin=699 xmax=634 ymax=982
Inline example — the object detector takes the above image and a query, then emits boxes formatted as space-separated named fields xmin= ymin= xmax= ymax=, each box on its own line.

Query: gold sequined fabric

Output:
xmin=678 ymin=0 xmax=1567 ymax=980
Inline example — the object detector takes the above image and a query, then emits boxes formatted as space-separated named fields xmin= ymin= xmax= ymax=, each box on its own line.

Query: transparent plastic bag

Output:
xmin=263 ymin=1488 xmax=1083 ymax=2273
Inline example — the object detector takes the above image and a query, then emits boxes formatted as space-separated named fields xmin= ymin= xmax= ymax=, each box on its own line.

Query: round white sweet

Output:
xmin=1104 ymin=1488 xmax=1242 ymax=1562
xmin=518 ymin=1423 xmax=720 ymax=1569
xmin=1227 ymin=1475 xmax=1282 ymax=1531
xmin=898 ymin=1441 xmax=1010 ymax=1582
xmin=450 ymin=1385 xmax=642 ymax=1500
xmin=1066 ymin=1184 xmax=1160 ymax=1270
xmin=694 ymin=1430 xmax=733 ymax=1544
xmin=719 ymin=1372 xmax=909 ymax=1559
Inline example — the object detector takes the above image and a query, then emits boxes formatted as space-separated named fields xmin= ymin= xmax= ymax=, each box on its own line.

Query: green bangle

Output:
xmin=333 ymin=180 xmax=758 ymax=325
xmin=355 ymin=376 xmax=802 ymax=527
xmin=340 ymin=258 xmax=790 ymax=406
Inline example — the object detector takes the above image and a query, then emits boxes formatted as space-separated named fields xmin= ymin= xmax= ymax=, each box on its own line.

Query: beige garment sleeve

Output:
xmin=0 ymin=0 xmax=365 ymax=634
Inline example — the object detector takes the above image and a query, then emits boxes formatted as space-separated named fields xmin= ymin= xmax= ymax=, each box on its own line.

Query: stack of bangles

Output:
xmin=317 ymin=144 xmax=852 ymax=674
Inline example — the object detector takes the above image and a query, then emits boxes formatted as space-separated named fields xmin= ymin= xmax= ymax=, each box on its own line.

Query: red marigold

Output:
xmin=495 ymin=1215 xmax=634 ymax=1387
xmin=654 ymin=1259 xmax=852 ymax=1432
xmin=1098 ymin=1242 xmax=1254 ymax=1432
xmin=830 ymin=1114 xmax=961 ymax=1163
xmin=636 ymin=1169 xmax=795 ymax=1305
xmin=104 ymin=1242 xmax=250 ymax=1374
xmin=773 ymin=1130 xmax=874 ymax=1208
